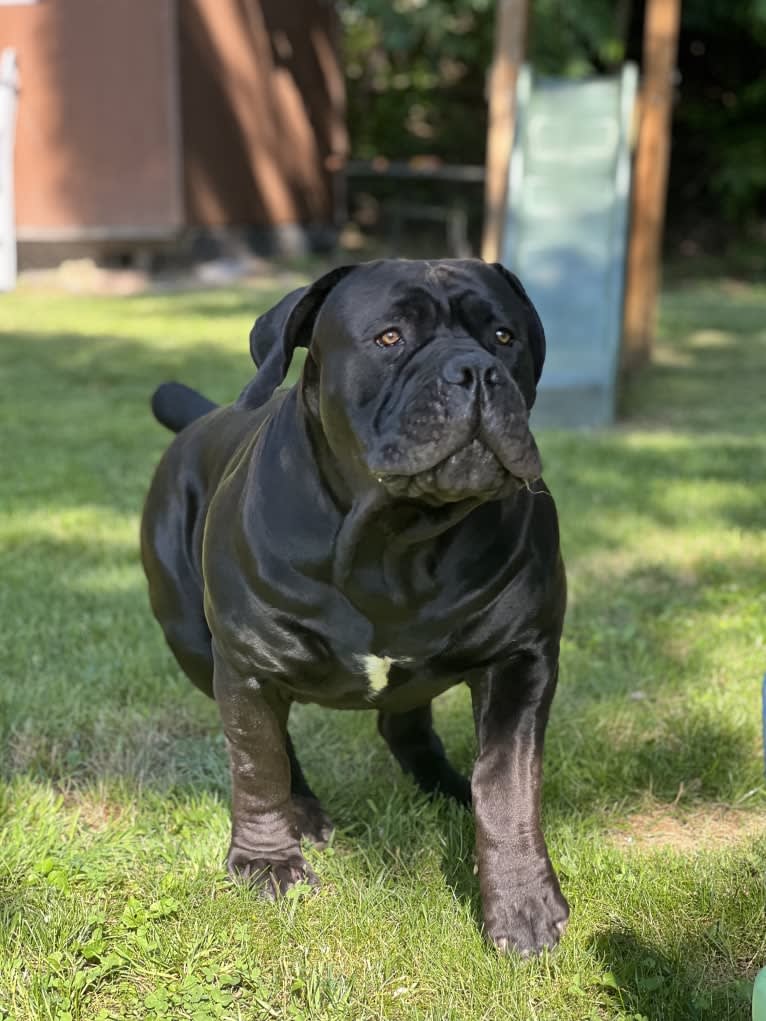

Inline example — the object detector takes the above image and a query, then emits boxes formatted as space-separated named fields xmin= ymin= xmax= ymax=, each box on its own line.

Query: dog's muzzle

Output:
xmin=367 ymin=350 xmax=541 ymax=504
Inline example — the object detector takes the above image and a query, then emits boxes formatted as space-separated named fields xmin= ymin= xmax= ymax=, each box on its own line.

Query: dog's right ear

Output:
xmin=491 ymin=263 xmax=546 ymax=386
xmin=237 ymin=265 xmax=356 ymax=409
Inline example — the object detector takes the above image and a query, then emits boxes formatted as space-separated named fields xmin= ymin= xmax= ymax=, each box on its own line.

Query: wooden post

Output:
xmin=621 ymin=0 xmax=682 ymax=373
xmin=481 ymin=0 xmax=529 ymax=264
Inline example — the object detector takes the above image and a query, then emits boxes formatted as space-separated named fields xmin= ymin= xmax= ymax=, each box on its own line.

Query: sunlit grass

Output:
xmin=1 ymin=274 xmax=765 ymax=1020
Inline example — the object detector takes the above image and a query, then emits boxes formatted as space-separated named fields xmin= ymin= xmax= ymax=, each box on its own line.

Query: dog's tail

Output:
xmin=150 ymin=382 xmax=218 ymax=433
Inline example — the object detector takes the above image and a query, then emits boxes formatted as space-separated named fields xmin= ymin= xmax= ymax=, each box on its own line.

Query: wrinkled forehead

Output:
xmin=318 ymin=260 xmax=514 ymax=335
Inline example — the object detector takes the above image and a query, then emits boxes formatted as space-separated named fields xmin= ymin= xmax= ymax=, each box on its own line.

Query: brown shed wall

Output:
xmin=180 ymin=0 xmax=345 ymax=229
xmin=1 ymin=0 xmax=182 ymax=239
xmin=0 ymin=0 xmax=344 ymax=243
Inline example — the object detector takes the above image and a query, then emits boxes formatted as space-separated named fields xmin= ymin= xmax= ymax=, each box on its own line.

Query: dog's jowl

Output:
xmin=141 ymin=258 xmax=569 ymax=955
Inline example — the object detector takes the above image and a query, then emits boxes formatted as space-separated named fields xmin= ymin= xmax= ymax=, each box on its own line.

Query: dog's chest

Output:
xmin=334 ymin=649 xmax=454 ymax=710
xmin=355 ymin=653 xmax=431 ymax=700
xmin=293 ymin=556 xmax=505 ymax=708
xmin=358 ymin=654 xmax=400 ymax=694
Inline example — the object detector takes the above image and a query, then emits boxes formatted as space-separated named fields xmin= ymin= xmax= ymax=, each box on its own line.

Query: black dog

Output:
xmin=141 ymin=258 xmax=569 ymax=955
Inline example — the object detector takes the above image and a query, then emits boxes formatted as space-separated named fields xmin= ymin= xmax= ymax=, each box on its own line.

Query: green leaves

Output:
xmin=120 ymin=896 xmax=180 ymax=930
xmin=142 ymin=973 xmax=238 ymax=1020
xmin=33 ymin=856 xmax=71 ymax=893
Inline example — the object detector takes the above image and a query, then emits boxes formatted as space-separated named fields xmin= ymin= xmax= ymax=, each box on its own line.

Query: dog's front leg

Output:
xmin=470 ymin=648 xmax=568 ymax=956
xmin=213 ymin=644 xmax=317 ymax=897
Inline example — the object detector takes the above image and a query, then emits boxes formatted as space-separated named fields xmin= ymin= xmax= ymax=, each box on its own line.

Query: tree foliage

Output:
xmin=341 ymin=0 xmax=496 ymax=165
xmin=339 ymin=0 xmax=766 ymax=236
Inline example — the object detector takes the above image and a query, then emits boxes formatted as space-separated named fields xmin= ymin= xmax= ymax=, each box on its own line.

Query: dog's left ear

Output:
xmin=238 ymin=265 xmax=356 ymax=409
xmin=491 ymin=263 xmax=546 ymax=385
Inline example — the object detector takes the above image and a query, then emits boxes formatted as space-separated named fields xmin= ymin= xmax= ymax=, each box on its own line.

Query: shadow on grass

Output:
xmin=540 ymin=431 xmax=766 ymax=567
xmin=0 ymin=325 xmax=308 ymax=520
xmin=593 ymin=928 xmax=754 ymax=1021
xmin=617 ymin=282 xmax=765 ymax=436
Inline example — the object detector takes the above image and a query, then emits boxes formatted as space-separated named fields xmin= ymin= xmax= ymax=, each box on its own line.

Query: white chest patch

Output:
xmin=359 ymin=655 xmax=396 ymax=695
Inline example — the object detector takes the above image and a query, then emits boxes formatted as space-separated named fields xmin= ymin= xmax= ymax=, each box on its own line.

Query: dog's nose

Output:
xmin=442 ymin=354 xmax=500 ymax=390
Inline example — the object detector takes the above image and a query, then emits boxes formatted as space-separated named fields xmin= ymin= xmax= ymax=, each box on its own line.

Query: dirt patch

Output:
xmin=58 ymin=786 xmax=131 ymax=831
xmin=610 ymin=805 xmax=766 ymax=852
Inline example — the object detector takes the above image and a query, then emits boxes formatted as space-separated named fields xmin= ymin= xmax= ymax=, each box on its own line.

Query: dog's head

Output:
xmin=243 ymin=259 xmax=545 ymax=505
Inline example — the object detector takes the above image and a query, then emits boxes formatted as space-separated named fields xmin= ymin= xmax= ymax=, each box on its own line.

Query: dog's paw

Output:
xmin=292 ymin=795 xmax=335 ymax=849
xmin=227 ymin=847 xmax=319 ymax=901
xmin=482 ymin=872 xmax=569 ymax=957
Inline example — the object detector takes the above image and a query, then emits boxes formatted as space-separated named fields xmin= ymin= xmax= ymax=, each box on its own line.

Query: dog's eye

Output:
xmin=494 ymin=328 xmax=514 ymax=345
xmin=375 ymin=328 xmax=403 ymax=348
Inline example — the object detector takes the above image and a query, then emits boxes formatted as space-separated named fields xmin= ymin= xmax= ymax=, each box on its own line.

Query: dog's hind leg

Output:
xmin=287 ymin=733 xmax=334 ymax=849
xmin=164 ymin=616 xmax=214 ymax=698
xmin=141 ymin=491 xmax=215 ymax=699
xmin=378 ymin=704 xmax=471 ymax=806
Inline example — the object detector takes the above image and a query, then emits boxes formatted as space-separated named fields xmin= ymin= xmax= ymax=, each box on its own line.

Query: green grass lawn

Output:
xmin=1 ymin=271 xmax=765 ymax=1020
